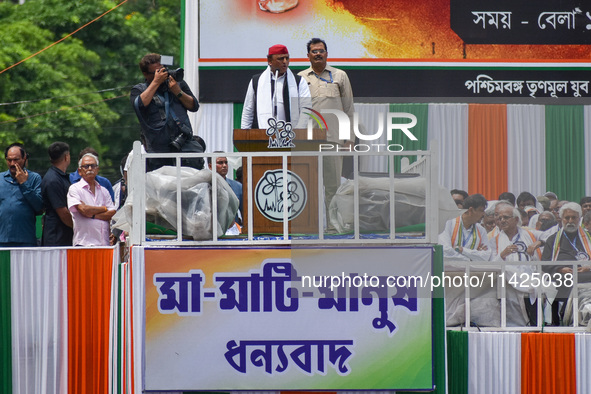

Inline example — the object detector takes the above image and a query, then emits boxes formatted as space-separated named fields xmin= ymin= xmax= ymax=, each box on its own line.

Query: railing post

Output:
xmin=426 ymin=140 xmax=439 ymax=243
xmin=353 ymin=152 xmax=360 ymax=240
xmin=130 ymin=140 xmax=145 ymax=245
xmin=282 ymin=154 xmax=289 ymax=240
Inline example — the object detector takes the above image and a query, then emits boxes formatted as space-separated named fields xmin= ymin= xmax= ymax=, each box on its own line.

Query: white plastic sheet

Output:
xmin=328 ymin=176 xmax=459 ymax=234
xmin=113 ymin=166 xmax=239 ymax=240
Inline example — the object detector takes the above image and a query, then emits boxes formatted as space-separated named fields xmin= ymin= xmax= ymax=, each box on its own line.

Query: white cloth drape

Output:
xmin=506 ymin=104 xmax=546 ymax=196
xmin=109 ymin=246 xmax=131 ymax=394
xmin=468 ymin=332 xmax=521 ymax=394
xmin=427 ymin=103 xmax=469 ymax=191
xmin=194 ymin=103 xmax=235 ymax=153
xmin=576 ymin=333 xmax=591 ymax=394
xmin=584 ymin=106 xmax=591 ymax=197
xmin=10 ymin=249 xmax=68 ymax=394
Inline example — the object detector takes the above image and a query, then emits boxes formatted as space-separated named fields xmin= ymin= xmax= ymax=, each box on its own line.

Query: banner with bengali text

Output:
xmin=191 ymin=0 xmax=591 ymax=101
xmin=144 ymin=246 xmax=434 ymax=391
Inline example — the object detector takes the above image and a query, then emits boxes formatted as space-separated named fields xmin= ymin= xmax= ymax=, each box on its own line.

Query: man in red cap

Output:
xmin=241 ymin=44 xmax=310 ymax=130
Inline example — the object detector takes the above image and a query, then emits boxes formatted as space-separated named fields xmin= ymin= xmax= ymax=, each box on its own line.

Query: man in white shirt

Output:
xmin=67 ymin=153 xmax=116 ymax=246
xmin=439 ymin=193 xmax=491 ymax=261
xmin=241 ymin=44 xmax=310 ymax=130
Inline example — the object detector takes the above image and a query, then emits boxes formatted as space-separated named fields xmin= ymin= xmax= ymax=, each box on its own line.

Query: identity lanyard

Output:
xmin=565 ymin=232 xmax=580 ymax=252
xmin=457 ymin=218 xmax=478 ymax=249
xmin=314 ymin=70 xmax=333 ymax=84
xmin=552 ymin=228 xmax=591 ymax=261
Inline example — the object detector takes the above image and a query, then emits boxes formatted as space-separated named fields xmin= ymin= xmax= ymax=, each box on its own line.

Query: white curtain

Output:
xmin=576 ymin=333 xmax=591 ymax=394
xmin=109 ymin=246 xmax=131 ymax=394
xmin=108 ymin=253 xmax=119 ymax=394
xmin=10 ymin=249 xmax=68 ymax=394
xmin=506 ymin=104 xmax=546 ymax=196
xmin=194 ymin=103 xmax=235 ymax=154
xmin=427 ymin=103 xmax=469 ymax=191
xmin=468 ymin=332 xmax=521 ymax=394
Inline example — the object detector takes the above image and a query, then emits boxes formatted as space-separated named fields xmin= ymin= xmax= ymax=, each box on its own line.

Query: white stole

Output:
xmin=255 ymin=66 xmax=302 ymax=129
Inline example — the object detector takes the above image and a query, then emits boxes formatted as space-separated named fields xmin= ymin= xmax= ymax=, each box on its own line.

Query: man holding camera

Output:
xmin=131 ymin=53 xmax=200 ymax=170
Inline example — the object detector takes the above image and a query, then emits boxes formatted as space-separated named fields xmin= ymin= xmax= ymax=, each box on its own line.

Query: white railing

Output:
xmin=128 ymin=140 xmax=439 ymax=246
xmin=444 ymin=259 xmax=591 ymax=332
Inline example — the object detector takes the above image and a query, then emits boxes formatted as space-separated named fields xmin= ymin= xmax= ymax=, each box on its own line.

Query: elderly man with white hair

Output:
xmin=481 ymin=202 xmax=497 ymax=234
xmin=542 ymin=202 xmax=591 ymax=272
xmin=541 ymin=202 xmax=591 ymax=325
xmin=491 ymin=203 xmax=543 ymax=262
xmin=67 ymin=152 xmax=116 ymax=246
xmin=490 ymin=201 xmax=546 ymax=325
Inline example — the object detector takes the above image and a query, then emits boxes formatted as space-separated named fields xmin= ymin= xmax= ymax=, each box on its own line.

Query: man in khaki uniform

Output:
xmin=299 ymin=38 xmax=355 ymax=232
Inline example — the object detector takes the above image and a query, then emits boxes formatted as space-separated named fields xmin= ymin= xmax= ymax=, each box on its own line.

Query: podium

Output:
xmin=233 ymin=128 xmax=327 ymax=235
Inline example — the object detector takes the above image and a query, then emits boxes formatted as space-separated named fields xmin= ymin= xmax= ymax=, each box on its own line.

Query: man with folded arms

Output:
xmin=439 ymin=193 xmax=491 ymax=261
xmin=67 ymin=153 xmax=116 ymax=246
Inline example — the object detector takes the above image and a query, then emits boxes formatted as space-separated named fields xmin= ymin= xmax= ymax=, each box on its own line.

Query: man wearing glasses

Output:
xmin=491 ymin=202 xmax=542 ymax=262
xmin=69 ymin=147 xmax=114 ymax=202
xmin=299 ymin=38 xmax=355 ymax=232
xmin=67 ymin=153 xmax=116 ymax=246
xmin=490 ymin=201 xmax=543 ymax=325
xmin=0 ymin=143 xmax=43 ymax=247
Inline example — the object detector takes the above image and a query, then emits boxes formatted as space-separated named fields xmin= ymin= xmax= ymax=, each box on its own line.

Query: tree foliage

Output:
xmin=0 ymin=0 xmax=182 ymax=180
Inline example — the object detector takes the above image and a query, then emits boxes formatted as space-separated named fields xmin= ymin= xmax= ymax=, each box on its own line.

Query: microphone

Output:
xmin=272 ymin=68 xmax=279 ymax=119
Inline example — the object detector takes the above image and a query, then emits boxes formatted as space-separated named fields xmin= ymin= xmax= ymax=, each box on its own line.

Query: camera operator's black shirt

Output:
xmin=130 ymin=80 xmax=199 ymax=153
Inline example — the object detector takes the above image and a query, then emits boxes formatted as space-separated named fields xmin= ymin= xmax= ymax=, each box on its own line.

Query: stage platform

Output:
xmin=3 ymin=146 xmax=590 ymax=394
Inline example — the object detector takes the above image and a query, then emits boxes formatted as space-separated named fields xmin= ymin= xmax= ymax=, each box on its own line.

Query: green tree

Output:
xmin=0 ymin=0 xmax=182 ymax=180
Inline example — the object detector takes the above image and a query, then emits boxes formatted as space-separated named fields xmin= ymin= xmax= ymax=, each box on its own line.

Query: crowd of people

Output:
xmin=0 ymin=140 xmax=249 ymax=247
xmin=0 ymin=142 xmax=123 ymax=247
xmin=441 ymin=189 xmax=591 ymax=325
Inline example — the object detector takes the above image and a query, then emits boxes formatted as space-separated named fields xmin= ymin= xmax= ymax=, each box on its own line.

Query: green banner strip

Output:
xmin=388 ymin=103 xmax=429 ymax=173
xmin=0 ymin=251 xmax=12 ymax=394
xmin=233 ymin=103 xmax=244 ymax=132
xmin=447 ymin=330 xmax=469 ymax=394
xmin=545 ymin=105 xmax=585 ymax=202
xmin=432 ymin=245 xmax=447 ymax=394
xmin=401 ymin=245 xmax=445 ymax=394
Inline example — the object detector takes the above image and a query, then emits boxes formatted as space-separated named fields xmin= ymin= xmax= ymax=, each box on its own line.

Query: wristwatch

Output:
xmin=176 ymin=91 xmax=183 ymax=98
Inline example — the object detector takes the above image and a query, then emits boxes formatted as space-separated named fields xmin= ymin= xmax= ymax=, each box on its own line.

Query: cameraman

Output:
xmin=130 ymin=53 xmax=200 ymax=170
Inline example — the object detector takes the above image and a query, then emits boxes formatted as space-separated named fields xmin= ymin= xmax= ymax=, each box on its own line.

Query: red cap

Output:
xmin=268 ymin=44 xmax=289 ymax=56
